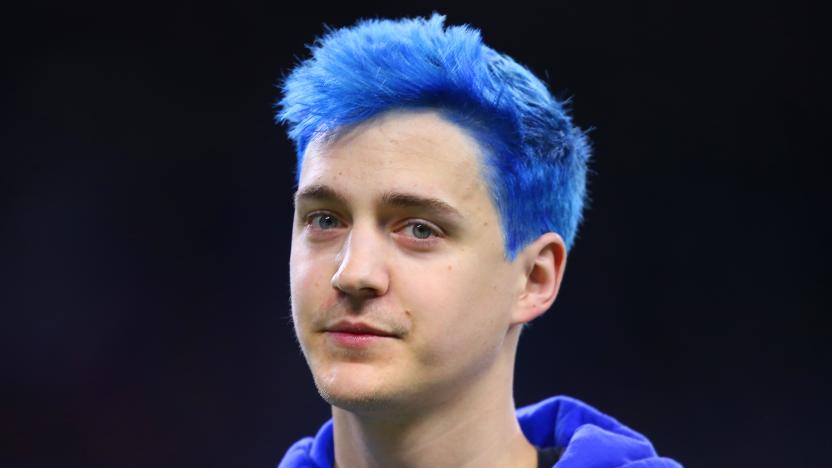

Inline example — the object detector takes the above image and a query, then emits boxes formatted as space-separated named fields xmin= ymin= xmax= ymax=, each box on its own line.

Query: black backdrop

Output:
xmin=3 ymin=1 xmax=828 ymax=467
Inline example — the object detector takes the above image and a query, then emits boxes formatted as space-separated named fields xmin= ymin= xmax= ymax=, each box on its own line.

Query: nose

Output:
xmin=331 ymin=225 xmax=390 ymax=298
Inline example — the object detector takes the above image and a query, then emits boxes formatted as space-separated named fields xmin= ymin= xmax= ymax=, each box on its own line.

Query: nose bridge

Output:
xmin=332 ymin=219 xmax=389 ymax=296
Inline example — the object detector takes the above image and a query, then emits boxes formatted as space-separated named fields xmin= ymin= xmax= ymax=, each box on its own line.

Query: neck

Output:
xmin=331 ymin=329 xmax=536 ymax=468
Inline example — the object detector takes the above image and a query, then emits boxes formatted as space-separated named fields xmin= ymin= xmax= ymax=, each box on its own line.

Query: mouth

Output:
xmin=323 ymin=320 xmax=399 ymax=348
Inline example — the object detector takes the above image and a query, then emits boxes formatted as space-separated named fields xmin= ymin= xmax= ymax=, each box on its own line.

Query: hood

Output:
xmin=278 ymin=395 xmax=681 ymax=467
xmin=518 ymin=395 xmax=681 ymax=467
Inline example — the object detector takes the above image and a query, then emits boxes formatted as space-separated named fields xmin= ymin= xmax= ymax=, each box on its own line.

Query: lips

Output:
xmin=323 ymin=320 xmax=399 ymax=348
xmin=325 ymin=320 xmax=398 ymax=337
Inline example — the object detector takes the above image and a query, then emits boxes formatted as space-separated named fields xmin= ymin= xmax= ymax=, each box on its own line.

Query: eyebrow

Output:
xmin=380 ymin=191 xmax=463 ymax=220
xmin=294 ymin=184 xmax=464 ymax=220
xmin=294 ymin=184 xmax=348 ymax=206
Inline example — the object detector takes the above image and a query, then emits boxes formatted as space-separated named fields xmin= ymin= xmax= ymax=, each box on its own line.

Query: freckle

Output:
xmin=483 ymin=222 xmax=488 ymax=227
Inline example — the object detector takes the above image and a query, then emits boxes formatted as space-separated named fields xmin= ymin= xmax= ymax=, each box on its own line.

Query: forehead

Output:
xmin=297 ymin=110 xmax=495 ymax=214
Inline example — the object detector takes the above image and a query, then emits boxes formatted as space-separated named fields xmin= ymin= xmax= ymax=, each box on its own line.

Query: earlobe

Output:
xmin=511 ymin=232 xmax=567 ymax=325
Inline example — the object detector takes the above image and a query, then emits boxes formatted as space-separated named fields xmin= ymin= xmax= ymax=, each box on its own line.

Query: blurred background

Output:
xmin=2 ymin=1 xmax=828 ymax=466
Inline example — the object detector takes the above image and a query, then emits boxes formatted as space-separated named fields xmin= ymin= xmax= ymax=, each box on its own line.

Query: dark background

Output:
xmin=3 ymin=1 xmax=828 ymax=467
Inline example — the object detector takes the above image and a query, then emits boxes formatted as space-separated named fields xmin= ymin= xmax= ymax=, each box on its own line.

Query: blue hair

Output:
xmin=276 ymin=14 xmax=591 ymax=258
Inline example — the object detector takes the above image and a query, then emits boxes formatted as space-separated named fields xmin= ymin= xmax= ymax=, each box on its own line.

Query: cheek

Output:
xmin=290 ymin=247 xmax=334 ymax=323
xmin=405 ymin=260 xmax=514 ymax=365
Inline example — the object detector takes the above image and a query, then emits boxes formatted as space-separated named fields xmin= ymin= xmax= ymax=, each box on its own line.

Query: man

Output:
xmin=276 ymin=15 xmax=680 ymax=468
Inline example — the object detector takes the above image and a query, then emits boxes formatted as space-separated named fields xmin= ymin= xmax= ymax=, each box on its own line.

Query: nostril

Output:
xmin=331 ymin=264 xmax=388 ymax=298
xmin=331 ymin=229 xmax=390 ymax=297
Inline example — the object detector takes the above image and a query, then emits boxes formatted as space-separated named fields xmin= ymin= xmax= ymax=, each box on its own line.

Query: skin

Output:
xmin=290 ymin=109 xmax=567 ymax=468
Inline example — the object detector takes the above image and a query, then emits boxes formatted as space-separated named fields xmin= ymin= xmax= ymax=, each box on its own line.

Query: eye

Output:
xmin=402 ymin=222 xmax=437 ymax=240
xmin=307 ymin=213 xmax=341 ymax=230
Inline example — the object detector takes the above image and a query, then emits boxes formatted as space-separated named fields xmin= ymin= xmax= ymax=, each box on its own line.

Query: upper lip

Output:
xmin=325 ymin=320 xmax=398 ymax=337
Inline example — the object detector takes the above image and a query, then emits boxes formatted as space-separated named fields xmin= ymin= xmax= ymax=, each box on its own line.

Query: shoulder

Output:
xmin=276 ymin=420 xmax=335 ymax=468
xmin=518 ymin=396 xmax=683 ymax=467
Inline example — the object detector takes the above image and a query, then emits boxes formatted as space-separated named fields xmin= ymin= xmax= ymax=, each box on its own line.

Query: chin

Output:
xmin=320 ymin=390 xmax=395 ymax=413
xmin=316 ymin=380 xmax=400 ymax=414
xmin=311 ymin=365 xmax=408 ymax=414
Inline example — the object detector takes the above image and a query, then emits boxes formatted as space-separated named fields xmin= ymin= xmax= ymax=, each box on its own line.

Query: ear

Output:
xmin=510 ymin=232 xmax=567 ymax=325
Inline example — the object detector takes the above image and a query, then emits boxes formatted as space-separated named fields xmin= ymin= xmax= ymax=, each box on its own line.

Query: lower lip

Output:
xmin=326 ymin=331 xmax=393 ymax=348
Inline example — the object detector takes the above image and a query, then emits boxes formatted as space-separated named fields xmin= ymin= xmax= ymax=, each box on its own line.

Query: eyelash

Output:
xmin=303 ymin=212 xmax=444 ymax=244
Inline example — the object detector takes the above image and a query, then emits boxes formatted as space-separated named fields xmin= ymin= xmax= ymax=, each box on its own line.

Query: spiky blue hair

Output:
xmin=276 ymin=14 xmax=591 ymax=258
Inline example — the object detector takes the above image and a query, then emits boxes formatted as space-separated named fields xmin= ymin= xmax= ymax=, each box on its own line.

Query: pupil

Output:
xmin=318 ymin=215 xmax=336 ymax=229
xmin=413 ymin=224 xmax=432 ymax=239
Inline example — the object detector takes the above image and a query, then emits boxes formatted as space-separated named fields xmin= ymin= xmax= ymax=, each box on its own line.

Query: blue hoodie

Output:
xmin=278 ymin=395 xmax=681 ymax=467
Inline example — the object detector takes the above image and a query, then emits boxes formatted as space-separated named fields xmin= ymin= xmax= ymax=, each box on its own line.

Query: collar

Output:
xmin=278 ymin=395 xmax=681 ymax=467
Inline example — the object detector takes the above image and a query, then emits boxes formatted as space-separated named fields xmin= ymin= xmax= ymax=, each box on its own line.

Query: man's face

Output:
xmin=290 ymin=110 xmax=525 ymax=413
